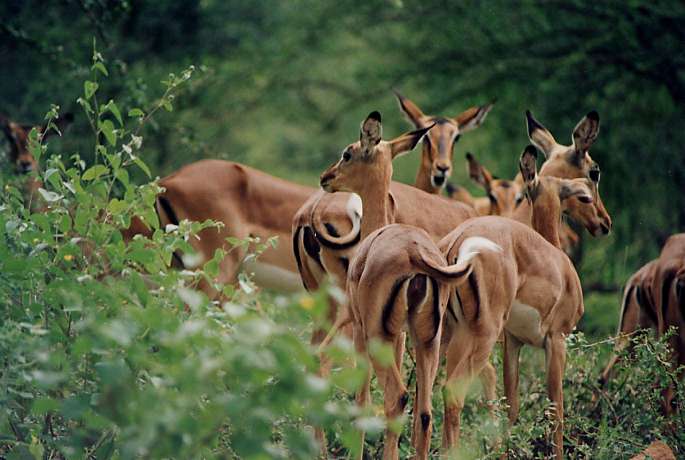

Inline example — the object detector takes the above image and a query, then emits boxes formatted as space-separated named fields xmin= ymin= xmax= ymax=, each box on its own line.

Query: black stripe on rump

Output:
xmin=382 ymin=276 xmax=410 ymax=338
xmin=618 ymin=285 xmax=635 ymax=333
xmin=314 ymin=225 xmax=361 ymax=250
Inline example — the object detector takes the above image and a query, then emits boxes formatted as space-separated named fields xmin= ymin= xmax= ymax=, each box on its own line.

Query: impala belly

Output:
xmin=242 ymin=259 xmax=304 ymax=293
xmin=506 ymin=300 xmax=546 ymax=347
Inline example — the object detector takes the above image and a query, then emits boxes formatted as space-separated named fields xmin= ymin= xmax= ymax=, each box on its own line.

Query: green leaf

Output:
xmin=82 ymin=164 xmax=109 ymax=181
xmin=37 ymin=188 xmax=63 ymax=203
xmin=92 ymin=61 xmax=109 ymax=76
xmin=133 ymin=156 xmax=152 ymax=178
xmin=84 ymin=80 xmax=99 ymax=99
xmin=128 ymin=108 xmax=145 ymax=118
xmin=106 ymin=100 xmax=123 ymax=126
xmin=99 ymin=119 xmax=116 ymax=146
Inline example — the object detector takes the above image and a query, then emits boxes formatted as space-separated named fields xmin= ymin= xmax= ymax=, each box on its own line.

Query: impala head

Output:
xmin=520 ymin=145 xmax=607 ymax=237
xmin=394 ymin=91 xmax=493 ymax=189
xmin=525 ymin=109 xmax=611 ymax=233
xmin=320 ymin=111 xmax=432 ymax=194
xmin=466 ymin=152 xmax=522 ymax=217
xmin=1 ymin=113 xmax=73 ymax=174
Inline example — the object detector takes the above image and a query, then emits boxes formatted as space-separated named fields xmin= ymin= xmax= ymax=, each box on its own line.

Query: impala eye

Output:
xmin=515 ymin=192 xmax=524 ymax=206
xmin=342 ymin=150 xmax=351 ymax=162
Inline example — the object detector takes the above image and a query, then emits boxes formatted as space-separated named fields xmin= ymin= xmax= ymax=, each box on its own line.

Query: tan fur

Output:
xmin=650 ymin=233 xmax=685 ymax=414
xmin=465 ymin=152 xmax=522 ymax=218
xmin=599 ymin=260 xmax=658 ymax=384
xmin=630 ymin=441 xmax=676 ymax=460
xmin=521 ymin=110 xmax=612 ymax=237
xmin=145 ymin=160 xmax=361 ymax=299
xmin=316 ymin=112 xmax=481 ymax=458
xmin=0 ymin=113 xmax=72 ymax=210
xmin=394 ymin=91 xmax=493 ymax=194
xmin=437 ymin=147 xmax=588 ymax=458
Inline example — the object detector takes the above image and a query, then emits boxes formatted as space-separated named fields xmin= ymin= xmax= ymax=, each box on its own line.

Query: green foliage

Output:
xmin=0 ymin=61 xmax=361 ymax=459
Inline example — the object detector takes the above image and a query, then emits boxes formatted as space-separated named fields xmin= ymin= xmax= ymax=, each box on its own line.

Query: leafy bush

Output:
xmin=0 ymin=53 xmax=361 ymax=460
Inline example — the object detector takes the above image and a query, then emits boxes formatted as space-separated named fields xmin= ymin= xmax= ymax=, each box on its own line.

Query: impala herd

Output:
xmin=2 ymin=92 xmax=683 ymax=459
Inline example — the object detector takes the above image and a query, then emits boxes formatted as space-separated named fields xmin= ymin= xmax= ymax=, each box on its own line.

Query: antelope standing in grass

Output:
xmin=650 ymin=234 xmax=685 ymax=413
xmin=317 ymin=111 xmax=498 ymax=459
xmin=519 ymin=109 xmax=612 ymax=255
xmin=600 ymin=235 xmax=685 ymax=414
xmin=437 ymin=145 xmax=598 ymax=458
xmin=1 ymin=112 xmax=73 ymax=209
xmin=452 ymin=151 xmax=524 ymax=217
xmin=599 ymin=260 xmax=658 ymax=385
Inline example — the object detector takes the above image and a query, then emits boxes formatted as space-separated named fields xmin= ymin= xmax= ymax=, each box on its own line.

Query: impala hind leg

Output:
xmin=503 ymin=332 xmax=523 ymax=424
xmin=411 ymin=337 xmax=441 ymax=460
xmin=353 ymin=326 xmax=372 ymax=460
xmin=545 ymin=333 xmax=567 ymax=459
xmin=442 ymin=328 xmax=498 ymax=451
xmin=480 ymin=361 xmax=497 ymax=414
xmin=368 ymin=334 xmax=408 ymax=460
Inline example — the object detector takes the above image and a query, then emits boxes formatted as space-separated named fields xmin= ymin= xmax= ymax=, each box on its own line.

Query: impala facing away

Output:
xmin=599 ymin=260 xmax=658 ymax=385
xmin=317 ymin=111 xmax=490 ymax=458
xmin=437 ymin=145 xmax=591 ymax=458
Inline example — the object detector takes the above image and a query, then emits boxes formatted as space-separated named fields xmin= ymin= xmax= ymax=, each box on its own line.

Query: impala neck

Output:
xmin=414 ymin=144 xmax=440 ymax=195
xmin=358 ymin=180 xmax=394 ymax=241
xmin=530 ymin=194 xmax=562 ymax=249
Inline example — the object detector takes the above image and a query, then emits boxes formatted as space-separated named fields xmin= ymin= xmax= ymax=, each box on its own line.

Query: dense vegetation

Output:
xmin=1 ymin=1 xmax=683 ymax=458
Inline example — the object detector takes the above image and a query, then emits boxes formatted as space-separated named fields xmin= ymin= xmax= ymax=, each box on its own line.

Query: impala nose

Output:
xmin=18 ymin=161 xmax=33 ymax=173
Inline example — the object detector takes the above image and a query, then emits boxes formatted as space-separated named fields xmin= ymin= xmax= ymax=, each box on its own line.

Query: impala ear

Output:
xmin=360 ymin=111 xmax=382 ymax=152
xmin=525 ymin=110 xmax=557 ymax=158
xmin=0 ymin=114 xmax=14 ymax=141
xmin=389 ymin=124 xmax=434 ymax=158
xmin=559 ymin=179 xmax=593 ymax=203
xmin=466 ymin=152 xmax=493 ymax=190
xmin=519 ymin=145 xmax=539 ymax=185
xmin=455 ymin=100 xmax=495 ymax=133
xmin=393 ymin=90 xmax=426 ymax=128
xmin=572 ymin=110 xmax=600 ymax=153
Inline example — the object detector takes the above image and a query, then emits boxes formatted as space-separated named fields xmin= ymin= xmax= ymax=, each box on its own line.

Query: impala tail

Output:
xmin=416 ymin=236 xmax=502 ymax=285
xmin=312 ymin=193 xmax=363 ymax=250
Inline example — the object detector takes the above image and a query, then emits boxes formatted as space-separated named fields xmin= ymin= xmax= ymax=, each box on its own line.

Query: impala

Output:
xmin=650 ymin=233 xmax=685 ymax=413
xmin=437 ymin=145 xmax=595 ymax=458
xmin=599 ymin=260 xmax=658 ymax=385
xmin=522 ymin=109 xmax=612 ymax=243
xmin=317 ymin=111 xmax=498 ymax=459
xmin=602 ymin=236 xmax=685 ymax=414
xmin=459 ymin=151 xmax=523 ymax=217
xmin=292 ymin=95 xmax=491 ymax=331
xmin=1 ymin=112 xmax=73 ymax=209
xmin=394 ymin=91 xmax=493 ymax=193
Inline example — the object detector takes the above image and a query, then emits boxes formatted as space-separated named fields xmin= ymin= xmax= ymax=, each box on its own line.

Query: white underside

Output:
xmin=242 ymin=260 xmax=304 ymax=293
xmin=505 ymin=300 xmax=546 ymax=347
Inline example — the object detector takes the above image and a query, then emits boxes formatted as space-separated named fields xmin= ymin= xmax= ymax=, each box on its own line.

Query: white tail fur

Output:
xmin=455 ymin=236 xmax=502 ymax=266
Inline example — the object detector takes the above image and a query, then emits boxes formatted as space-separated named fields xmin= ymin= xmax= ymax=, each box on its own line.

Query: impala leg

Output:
xmin=545 ymin=333 xmax=566 ymax=459
xmin=503 ymin=332 xmax=523 ymax=424
xmin=370 ymin=334 xmax=408 ymax=460
xmin=411 ymin=337 xmax=440 ymax=460
xmin=442 ymin=328 xmax=497 ymax=452
xmin=479 ymin=361 xmax=497 ymax=414
xmin=312 ymin=295 xmax=344 ymax=457
xmin=353 ymin=326 xmax=371 ymax=460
